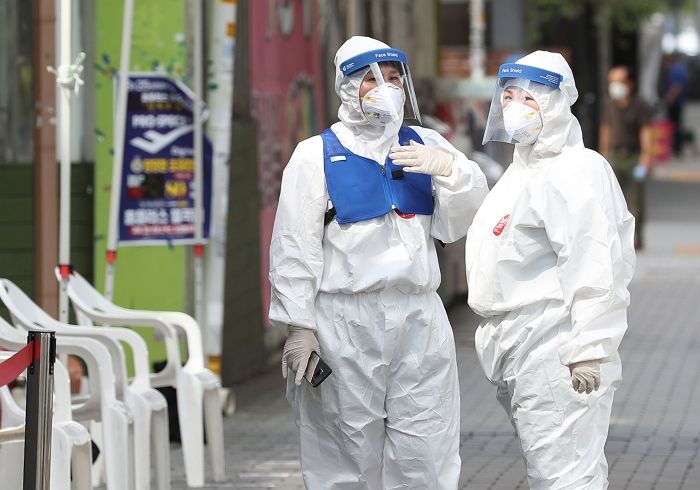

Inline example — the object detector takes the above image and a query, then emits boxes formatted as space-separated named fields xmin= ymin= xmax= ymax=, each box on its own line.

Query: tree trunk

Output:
xmin=33 ymin=0 xmax=59 ymax=317
xmin=221 ymin=0 xmax=266 ymax=386
xmin=596 ymin=0 xmax=612 ymax=124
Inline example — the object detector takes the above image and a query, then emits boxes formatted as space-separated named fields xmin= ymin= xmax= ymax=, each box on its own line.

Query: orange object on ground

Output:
xmin=649 ymin=120 xmax=674 ymax=165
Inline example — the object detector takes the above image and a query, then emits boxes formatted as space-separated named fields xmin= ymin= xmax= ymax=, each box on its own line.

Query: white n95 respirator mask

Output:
xmin=361 ymin=83 xmax=405 ymax=127
xmin=502 ymin=102 xmax=543 ymax=145
xmin=608 ymin=81 xmax=629 ymax=100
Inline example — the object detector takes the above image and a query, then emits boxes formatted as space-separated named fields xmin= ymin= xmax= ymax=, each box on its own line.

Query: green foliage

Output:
xmin=533 ymin=0 xmax=585 ymax=20
xmin=528 ymin=0 xmax=678 ymax=41
xmin=607 ymin=0 xmax=666 ymax=32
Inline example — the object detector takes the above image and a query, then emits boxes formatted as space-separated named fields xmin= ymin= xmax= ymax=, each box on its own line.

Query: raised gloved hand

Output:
xmin=569 ymin=360 xmax=601 ymax=394
xmin=282 ymin=326 xmax=321 ymax=385
xmin=389 ymin=140 xmax=454 ymax=177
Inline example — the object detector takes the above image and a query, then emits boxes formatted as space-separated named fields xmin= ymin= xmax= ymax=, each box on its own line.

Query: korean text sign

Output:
xmin=119 ymin=73 xmax=212 ymax=245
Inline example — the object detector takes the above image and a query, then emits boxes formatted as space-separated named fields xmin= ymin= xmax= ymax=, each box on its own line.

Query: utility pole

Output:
xmin=595 ymin=1 xmax=612 ymax=125
xmin=470 ymin=0 xmax=486 ymax=79
xmin=33 ymin=0 xmax=58 ymax=317
xmin=221 ymin=0 xmax=265 ymax=386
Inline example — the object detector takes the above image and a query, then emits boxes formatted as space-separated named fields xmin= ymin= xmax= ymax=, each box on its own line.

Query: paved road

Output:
xmin=169 ymin=179 xmax=700 ymax=489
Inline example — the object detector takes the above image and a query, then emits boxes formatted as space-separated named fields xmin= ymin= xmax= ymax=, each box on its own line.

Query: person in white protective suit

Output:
xmin=465 ymin=50 xmax=636 ymax=489
xmin=269 ymin=36 xmax=488 ymax=489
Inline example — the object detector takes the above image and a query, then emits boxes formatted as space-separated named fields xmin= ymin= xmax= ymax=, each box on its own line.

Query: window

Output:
xmin=0 ymin=0 xmax=35 ymax=164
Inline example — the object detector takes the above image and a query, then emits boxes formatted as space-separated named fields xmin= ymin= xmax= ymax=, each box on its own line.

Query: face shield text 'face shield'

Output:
xmin=339 ymin=48 xmax=422 ymax=126
xmin=482 ymin=63 xmax=563 ymax=145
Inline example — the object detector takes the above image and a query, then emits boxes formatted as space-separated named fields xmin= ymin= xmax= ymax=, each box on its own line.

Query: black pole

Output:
xmin=22 ymin=330 xmax=56 ymax=490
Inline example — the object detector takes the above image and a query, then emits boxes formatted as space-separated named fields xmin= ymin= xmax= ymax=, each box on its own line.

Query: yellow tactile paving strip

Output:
xmin=653 ymin=166 xmax=700 ymax=182
xmin=676 ymin=246 xmax=700 ymax=255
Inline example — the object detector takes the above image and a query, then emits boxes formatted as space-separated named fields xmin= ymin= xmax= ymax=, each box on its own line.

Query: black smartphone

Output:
xmin=304 ymin=352 xmax=332 ymax=387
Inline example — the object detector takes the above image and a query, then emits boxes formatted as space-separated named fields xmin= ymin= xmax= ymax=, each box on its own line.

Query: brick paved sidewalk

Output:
xmin=170 ymin=180 xmax=700 ymax=489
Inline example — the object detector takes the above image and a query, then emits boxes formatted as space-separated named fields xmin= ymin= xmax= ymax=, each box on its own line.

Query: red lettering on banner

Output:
xmin=493 ymin=214 xmax=511 ymax=236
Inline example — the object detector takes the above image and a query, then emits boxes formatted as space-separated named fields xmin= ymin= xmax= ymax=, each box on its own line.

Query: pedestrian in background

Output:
xmin=599 ymin=65 xmax=652 ymax=249
xmin=661 ymin=52 xmax=689 ymax=157
xmin=466 ymin=51 xmax=636 ymax=489
xmin=270 ymin=36 xmax=487 ymax=489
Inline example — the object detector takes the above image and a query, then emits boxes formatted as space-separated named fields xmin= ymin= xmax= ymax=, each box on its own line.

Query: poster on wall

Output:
xmin=119 ymin=73 xmax=212 ymax=246
xmin=250 ymin=0 xmax=326 ymax=327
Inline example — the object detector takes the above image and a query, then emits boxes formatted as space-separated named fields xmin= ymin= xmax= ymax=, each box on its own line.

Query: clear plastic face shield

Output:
xmin=339 ymin=48 xmax=422 ymax=126
xmin=482 ymin=63 xmax=563 ymax=145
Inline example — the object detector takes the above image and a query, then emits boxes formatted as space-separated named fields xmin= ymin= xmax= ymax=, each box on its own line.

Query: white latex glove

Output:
xmin=569 ymin=360 xmax=601 ymax=394
xmin=633 ymin=164 xmax=648 ymax=181
xmin=282 ymin=326 xmax=321 ymax=385
xmin=389 ymin=140 xmax=454 ymax=177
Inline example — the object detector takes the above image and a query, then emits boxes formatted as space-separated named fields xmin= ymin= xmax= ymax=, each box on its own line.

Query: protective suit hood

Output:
xmin=512 ymin=51 xmax=584 ymax=165
xmin=333 ymin=36 xmax=400 ymax=149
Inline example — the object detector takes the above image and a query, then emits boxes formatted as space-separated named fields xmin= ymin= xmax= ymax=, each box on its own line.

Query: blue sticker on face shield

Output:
xmin=497 ymin=63 xmax=563 ymax=89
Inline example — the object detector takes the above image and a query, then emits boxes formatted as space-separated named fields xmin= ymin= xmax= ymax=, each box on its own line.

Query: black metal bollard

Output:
xmin=22 ymin=331 xmax=56 ymax=490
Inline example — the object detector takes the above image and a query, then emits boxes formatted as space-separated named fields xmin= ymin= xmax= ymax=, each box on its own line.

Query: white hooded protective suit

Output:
xmin=465 ymin=51 xmax=636 ymax=489
xmin=269 ymin=36 xmax=488 ymax=489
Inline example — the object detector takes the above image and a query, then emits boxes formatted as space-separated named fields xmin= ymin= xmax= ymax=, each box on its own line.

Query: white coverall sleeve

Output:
xmin=268 ymin=138 xmax=327 ymax=331
xmin=540 ymin=167 xmax=634 ymax=366
xmin=412 ymin=127 xmax=488 ymax=243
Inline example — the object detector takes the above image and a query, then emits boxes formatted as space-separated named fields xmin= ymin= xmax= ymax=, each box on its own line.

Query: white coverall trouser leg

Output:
xmin=488 ymin=332 xmax=621 ymax=490
xmin=288 ymin=290 xmax=461 ymax=489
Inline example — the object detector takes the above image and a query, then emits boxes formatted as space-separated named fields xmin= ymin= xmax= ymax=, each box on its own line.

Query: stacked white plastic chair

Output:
xmin=0 ymin=311 xmax=132 ymax=490
xmin=0 ymin=353 xmax=92 ymax=490
xmin=61 ymin=269 xmax=225 ymax=487
xmin=0 ymin=317 xmax=111 ymax=490
xmin=0 ymin=380 xmax=25 ymax=488
xmin=45 ymin=361 xmax=93 ymax=490
xmin=0 ymin=278 xmax=171 ymax=490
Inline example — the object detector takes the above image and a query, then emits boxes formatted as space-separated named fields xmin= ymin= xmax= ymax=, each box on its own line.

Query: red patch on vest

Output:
xmin=492 ymin=214 xmax=511 ymax=236
xmin=394 ymin=209 xmax=416 ymax=219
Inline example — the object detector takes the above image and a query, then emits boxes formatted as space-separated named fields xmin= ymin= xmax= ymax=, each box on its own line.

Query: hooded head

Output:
xmin=483 ymin=50 xmax=584 ymax=165
xmin=512 ymin=51 xmax=584 ymax=162
xmin=333 ymin=36 xmax=405 ymax=145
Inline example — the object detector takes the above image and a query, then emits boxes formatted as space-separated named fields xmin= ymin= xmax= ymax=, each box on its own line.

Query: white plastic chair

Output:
xmin=0 ymin=361 xmax=93 ymax=490
xmin=0 ymin=308 xmax=134 ymax=490
xmin=49 ymin=360 xmax=93 ymax=490
xmin=61 ymin=269 xmax=225 ymax=487
xmin=0 ymin=279 xmax=170 ymax=490
xmin=0 ymin=375 xmax=25 ymax=490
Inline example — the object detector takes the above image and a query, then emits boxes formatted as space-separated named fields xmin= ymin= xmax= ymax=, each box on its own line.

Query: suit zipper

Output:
xmin=380 ymin=163 xmax=397 ymax=209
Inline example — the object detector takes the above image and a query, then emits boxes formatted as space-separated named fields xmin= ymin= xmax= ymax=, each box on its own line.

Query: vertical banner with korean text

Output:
xmin=119 ymin=73 xmax=212 ymax=245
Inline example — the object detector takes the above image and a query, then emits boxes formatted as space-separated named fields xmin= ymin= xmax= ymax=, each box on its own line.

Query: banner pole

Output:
xmin=56 ymin=0 xmax=74 ymax=323
xmin=105 ymin=0 xmax=135 ymax=300
xmin=192 ymin=0 xmax=205 ymax=327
